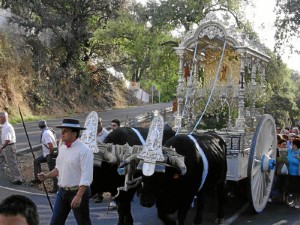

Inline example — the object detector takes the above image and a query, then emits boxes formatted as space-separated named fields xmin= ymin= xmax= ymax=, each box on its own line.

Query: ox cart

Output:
xmin=172 ymin=12 xmax=276 ymax=213
xmin=79 ymin=13 xmax=277 ymax=225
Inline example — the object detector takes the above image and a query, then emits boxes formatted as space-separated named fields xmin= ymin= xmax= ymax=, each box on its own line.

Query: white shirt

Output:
xmin=96 ymin=128 xmax=109 ymax=143
xmin=56 ymin=139 xmax=93 ymax=187
xmin=1 ymin=121 xmax=16 ymax=145
xmin=41 ymin=129 xmax=57 ymax=157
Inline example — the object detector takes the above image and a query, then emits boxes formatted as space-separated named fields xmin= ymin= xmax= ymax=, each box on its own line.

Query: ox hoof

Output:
xmin=214 ymin=218 xmax=225 ymax=224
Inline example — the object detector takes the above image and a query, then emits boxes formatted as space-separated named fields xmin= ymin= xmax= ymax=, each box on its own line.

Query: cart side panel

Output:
xmin=218 ymin=132 xmax=252 ymax=181
xmin=226 ymin=153 xmax=249 ymax=181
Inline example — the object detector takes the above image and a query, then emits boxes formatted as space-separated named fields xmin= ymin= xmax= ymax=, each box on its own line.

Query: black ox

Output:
xmin=137 ymin=132 xmax=227 ymax=225
xmin=91 ymin=125 xmax=175 ymax=225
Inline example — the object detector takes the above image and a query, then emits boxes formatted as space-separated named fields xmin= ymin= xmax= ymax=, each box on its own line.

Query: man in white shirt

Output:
xmin=31 ymin=120 xmax=58 ymax=193
xmin=38 ymin=118 xmax=93 ymax=225
xmin=0 ymin=111 xmax=22 ymax=185
xmin=96 ymin=118 xmax=109 ymax=143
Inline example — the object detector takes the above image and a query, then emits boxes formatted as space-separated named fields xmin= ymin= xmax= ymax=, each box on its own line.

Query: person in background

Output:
xmin=287 ymin=133 xmax=295 ymax=149
xmin=91 ymin=118 xmax=110 ymax=203
xmin=107 ymin=118 xmax=121 ymax=209
xmin=282 ymin=128 xmax=290 ymax=135
xmin=110 ymin=119 xmax=120 ymax=131
xmin=291 ymin=127 xmax=299 ymax=136
xmin=276 ymin=126 xmax=282 ymax=134
xmin=38 ymin=118 xmax=93 ymax=225
xmin=0 ymin=111 xmax=22 ymax=185
xmin=96 ymin=118 xmax=109 ymax=143
xmin=273 ymin=138 xmax=288 ymax=202
xmin=286 ymin=138 xmax=300 ymax=208
xmin=0 ymin=194 xmax=39 ymax=225
xmin=282 ymin=134 xmax=289 ymax=142
xmin=31 ymin=120 xmax=58 ymax=193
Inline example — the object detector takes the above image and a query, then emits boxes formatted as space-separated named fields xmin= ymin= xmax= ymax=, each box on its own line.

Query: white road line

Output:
xmin=0 ymin=185 xmax=53 ymax=196
xmin=223 ymin=203 xmax=249 ymax=225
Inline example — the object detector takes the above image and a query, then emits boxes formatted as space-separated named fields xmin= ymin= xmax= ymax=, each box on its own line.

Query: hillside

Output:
xmin=0 ymin=33 xmax=142 ymax=120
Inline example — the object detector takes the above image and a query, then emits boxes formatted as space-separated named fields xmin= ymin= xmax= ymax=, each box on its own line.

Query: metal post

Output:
xmin=132 ymin=117 xmax=137 ymax=127
xmin=158 ymin=91 xmax=160 ymax=103
xmin=151 ymin=84 xmax=154 ymax=104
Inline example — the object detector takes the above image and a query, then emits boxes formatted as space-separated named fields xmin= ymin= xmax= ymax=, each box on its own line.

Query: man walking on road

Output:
xmin=0 ymin=111 xmax=22 ymax=185
xmin=38 ymin=118 xmax=93 ymax=225
xmin=31 ymin=120 xmax=58 ymax=193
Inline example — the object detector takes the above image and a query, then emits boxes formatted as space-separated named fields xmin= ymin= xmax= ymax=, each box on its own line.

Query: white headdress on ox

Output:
xmin=137 ymin=115 xmax=165 ymax=176
xmin=80 ymin=111 xmax=99 ymax=153
xmin=80 ymin=111 xmax=118 ymax=166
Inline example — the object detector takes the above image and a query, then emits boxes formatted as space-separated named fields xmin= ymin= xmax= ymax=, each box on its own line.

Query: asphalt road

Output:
xmin=1 ymin=182 xmax=300 ymax=225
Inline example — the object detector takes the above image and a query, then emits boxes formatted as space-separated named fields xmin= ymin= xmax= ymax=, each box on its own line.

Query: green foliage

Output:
xmin=274 ymin=0 xmax=300 ymax=54
xmin=263 ymin=50 xmax=299 ymax=126
xmin=196 ymin=114 xmax=228 ymax=130
xmin=1 ymin=0 xmax=129 ymax=115
xmin=90 ymin=9 xmax=179 ymax=101
xmin=3 ymin=0 xmax=125 ymax=69
xmin=131 ymin=0 xmax=245 ymax=32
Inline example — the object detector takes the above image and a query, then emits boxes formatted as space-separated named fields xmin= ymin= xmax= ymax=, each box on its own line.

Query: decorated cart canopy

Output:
xmin=173 ymin=12 xmax=270 ymax=133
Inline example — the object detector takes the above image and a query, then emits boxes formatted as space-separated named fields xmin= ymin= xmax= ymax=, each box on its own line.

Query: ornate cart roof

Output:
xmin=178 ymin=12 xmax=270 ymax=62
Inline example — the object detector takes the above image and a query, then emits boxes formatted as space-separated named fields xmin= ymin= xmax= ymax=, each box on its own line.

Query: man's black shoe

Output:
xmin=11 ymin=180 xmax=22 ymax=185
xmin=30 ymin=179 xmax=41 ymax=184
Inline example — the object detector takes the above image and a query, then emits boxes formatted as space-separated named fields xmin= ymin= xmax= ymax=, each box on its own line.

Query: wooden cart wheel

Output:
xmin=247 ymin=114 xmax=277 ymax=213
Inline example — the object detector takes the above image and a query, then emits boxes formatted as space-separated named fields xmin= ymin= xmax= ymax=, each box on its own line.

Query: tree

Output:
xmin=2 ymin=0 xmax=125 ymax=68
xmin=264 ymin=50 xmax=299 ymax=126
xmin=130 ymin=0 xmax=249 ymax=32
xmin=91 ymin=9 xmax=174 ymax=79
xmin=274 ymin=0 xmax=300 ymax=54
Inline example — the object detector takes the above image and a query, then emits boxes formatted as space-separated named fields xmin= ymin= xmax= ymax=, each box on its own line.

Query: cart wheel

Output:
xmin=247 ymin=114 xmax=277 ymax=213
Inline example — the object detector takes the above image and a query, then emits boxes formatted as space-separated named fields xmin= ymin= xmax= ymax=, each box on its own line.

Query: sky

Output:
xmin=136 ymin=0 xmax=300 ymax=71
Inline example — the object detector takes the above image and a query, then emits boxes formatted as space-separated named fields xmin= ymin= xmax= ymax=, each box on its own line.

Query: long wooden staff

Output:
xmin=18 ymin=104 xmax=53 ymax=211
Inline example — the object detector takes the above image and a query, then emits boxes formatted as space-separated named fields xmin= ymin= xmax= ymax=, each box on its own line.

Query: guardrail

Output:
xmin=123 ymin=107 xmax=173 ymax=127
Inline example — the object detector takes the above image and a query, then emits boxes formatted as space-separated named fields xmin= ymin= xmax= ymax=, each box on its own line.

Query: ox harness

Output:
xmin=131 ymin=128 xmax=146 ymax=145
xmin=188 ymin=134 xmax=208 ymax=191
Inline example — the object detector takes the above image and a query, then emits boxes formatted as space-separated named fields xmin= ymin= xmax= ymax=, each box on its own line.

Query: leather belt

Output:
xmin=2 ymin=143 xmax=15 ymax=148
xmin=60 ymin=186 xmax=79 ymax=191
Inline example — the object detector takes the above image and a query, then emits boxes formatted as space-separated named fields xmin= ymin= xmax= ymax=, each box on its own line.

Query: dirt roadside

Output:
xmin=17 ymin=149 xmax=55 ymax=192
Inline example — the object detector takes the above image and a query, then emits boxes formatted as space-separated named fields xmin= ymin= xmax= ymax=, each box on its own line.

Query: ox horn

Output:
xmin=167 ymin=154 xmax=187 ymax=175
